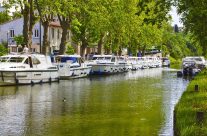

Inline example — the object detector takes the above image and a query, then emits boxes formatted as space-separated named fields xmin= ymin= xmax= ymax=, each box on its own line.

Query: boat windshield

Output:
xmin=8 ymin=57 xmax=24 ymax=63
xmin=94 ymin=57 xmax=104 ymax=60
xmin=56 ymin=57 xmax=78 ymax=63
xmin=118 ymin=58 xmax=125 ymax=61
xmin=0 ymin=57 xmax=9 ymax=62
xmin=105 ymin=57 xmax=111 ymax=60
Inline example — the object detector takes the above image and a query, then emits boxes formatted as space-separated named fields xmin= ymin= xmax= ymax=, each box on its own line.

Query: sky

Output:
xmin=169 ymin=6 xmax=183 ymax=27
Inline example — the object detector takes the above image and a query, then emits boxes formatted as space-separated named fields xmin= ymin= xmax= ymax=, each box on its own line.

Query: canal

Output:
xmin=0 ymin=68 xmax=189 ymax=136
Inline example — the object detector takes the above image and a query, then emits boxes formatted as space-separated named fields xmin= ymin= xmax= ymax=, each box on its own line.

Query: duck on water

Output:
xmin=0 ymin=53 xmax=59 ymax=86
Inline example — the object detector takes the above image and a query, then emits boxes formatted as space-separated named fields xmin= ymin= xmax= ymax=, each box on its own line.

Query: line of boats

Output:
xmin=177 ymin=56 xmax=206 ymax=76
xmin=0 ymin=53 xmax=167 ymax=86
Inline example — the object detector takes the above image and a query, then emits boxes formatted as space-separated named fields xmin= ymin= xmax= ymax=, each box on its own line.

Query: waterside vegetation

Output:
xmin=174 ymin=69 xmax=207 ymax=136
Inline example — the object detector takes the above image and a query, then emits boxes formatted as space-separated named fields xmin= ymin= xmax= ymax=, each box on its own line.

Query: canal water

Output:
xmin=0 ymin=68 xmax=188 ymax=136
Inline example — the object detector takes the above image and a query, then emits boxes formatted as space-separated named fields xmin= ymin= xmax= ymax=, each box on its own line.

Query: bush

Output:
xmin=65 ymin=44 xmax=75 ymax=55
xmin=0 ymin=44 xmax=8 ymax=56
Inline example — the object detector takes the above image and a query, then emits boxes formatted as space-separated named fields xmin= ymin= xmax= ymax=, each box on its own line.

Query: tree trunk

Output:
xmin=118 ymin=46 xmax=122 ymax=56
xmin=80 ymin=39 xmax=87 ymax=58
xmin=42 ymin=22 xmax=49 ymax=55
xmin=97 ymin=34 xmax=104 ymax=55
xmin=28 ymin=0 xmax=36 ymax=51
xmin=142 ymin=46 xmax=146 ymax=56
xmin=22 ymin=3 xmax=30 ymax=46
xmin=59 ymin=25 xmax=68 ymax=55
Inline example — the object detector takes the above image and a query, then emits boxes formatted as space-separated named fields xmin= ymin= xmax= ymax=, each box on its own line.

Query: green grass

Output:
xmin=174 ymin=69 xmax=207 ymax=136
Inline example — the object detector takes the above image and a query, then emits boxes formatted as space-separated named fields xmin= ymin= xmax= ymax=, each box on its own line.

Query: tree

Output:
xmin=54 ymin=0 xmax=79 ymax=55
xmin=6 ymin=0 xmax=38 ymax=49
xmin=0 ymin=44 xmax=8 ymax=56
xmin=0 ymin=11 xmax=11 ymax=24
xmin=14 ymin=35 xmax=24 ymax=46
xmin=34 ymin=0 xmax=55 ymax=55
xmin=176 ymin=0 xmax=207 ymax=55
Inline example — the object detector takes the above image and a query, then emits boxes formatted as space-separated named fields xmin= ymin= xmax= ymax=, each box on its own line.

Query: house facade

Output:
xmin=0 ymin=17 xmax=64 ymax=54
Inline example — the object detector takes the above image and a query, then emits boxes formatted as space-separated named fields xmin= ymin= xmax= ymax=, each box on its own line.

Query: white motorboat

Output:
xmin=162 ymin=57 xmax=170 ymax=67
xmin=147 ymin=57 xmax=162 ymax=68
xmin=182 ymin=56 xmax=206 ymax=76
xmin=53 ymin=55 xmax=91 ymax=79
xmin=117 ymin=56 xmax=132 ymax=71
xmin=128 ymin=57 xmax=143 ymax=70
xmin=0 ymin=53 xmax=59 ymax=86
xmin=90 ymin=55 xmax=126 ymax=74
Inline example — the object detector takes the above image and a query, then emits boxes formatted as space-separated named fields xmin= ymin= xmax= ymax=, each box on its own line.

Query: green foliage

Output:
xmin=14 ymin=35 xmax=24 ymax=45
xmin=0 ymin=11 xmax=11 ymax=24
xmin=65 ymin=44 xmax=75 ymax=55
xmin=12 ymin=11 xmax=22 ymax=19
xmin=176 ymin=0 xmax=207 ymax=55
xmin=0 ymin=44 xmax=8 ymax=56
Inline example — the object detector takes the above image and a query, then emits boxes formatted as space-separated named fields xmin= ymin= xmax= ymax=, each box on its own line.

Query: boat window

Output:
xmin=79 ymin=58 xmax=84 ymax=63
xmin=32 ymin=57 xmax=40 ymax=65
xmin=118 ymin=57 xmax=124 ymax=61
xmin=92 ymin=57 xmax=98 ymax=60
xmin=97 ymin=57 xmax=104 ymax=60
xmin=55 ymin=57 xmax=61 ymax=63
xmin=194 ymin=58 xmax=202 ymax=61
xmin=0 ymin=57 xmax=9 ymax=62
xmin=24 ymin=58 xmax=29 ymax=64
xmin=111 ymin=57 xmax=115 ymax=62
xmin=105 ymin=57 xmax=111 ymax=60
xmin=8 ymin=57 xmax=24 ymax=63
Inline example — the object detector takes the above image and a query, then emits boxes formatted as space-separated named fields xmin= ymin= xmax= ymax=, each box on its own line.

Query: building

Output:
xmin=0 ymin=17 xmax=64 ymax=54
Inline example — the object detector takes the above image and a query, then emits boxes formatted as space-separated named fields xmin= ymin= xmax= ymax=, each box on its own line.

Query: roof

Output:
xmin=49 ymin=22 xmax=61 ymax=27
xmin=0 ymin=17 xmax=22 ymax=25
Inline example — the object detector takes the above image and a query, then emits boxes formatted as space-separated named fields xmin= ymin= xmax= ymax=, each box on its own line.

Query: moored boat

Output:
xmin=182 ymin=56 xmax=206 ymax=76
xmin=90 ymin=55 xmax=126 ymax=74
xmin=0 ymin=53 xmax=59 ymax=86
xmin=117 ymin=56 xmax=132 ymax=72
xmin=52 ymin=55 xmax=91 ymax=79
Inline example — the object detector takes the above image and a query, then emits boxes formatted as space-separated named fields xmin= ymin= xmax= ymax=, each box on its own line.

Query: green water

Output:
xmin=0 ymin=68 xmax=188 ymax=136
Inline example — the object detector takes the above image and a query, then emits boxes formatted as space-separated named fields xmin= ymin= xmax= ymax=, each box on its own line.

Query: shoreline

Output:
xmin=174 ymin=69 xmax=207 ymax=135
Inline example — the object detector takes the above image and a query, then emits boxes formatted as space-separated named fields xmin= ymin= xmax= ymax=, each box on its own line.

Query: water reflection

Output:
xmin=0 ymin=68 xmax=188 ymax=136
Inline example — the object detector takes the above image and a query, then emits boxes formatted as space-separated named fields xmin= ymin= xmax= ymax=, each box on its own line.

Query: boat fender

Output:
xmin=39 ymin=80 xmax=43 ymax=84
xmin=49 ymin=77 xmax=52 ymax=83
xmin=31 ymin=81 xmax=34 ymax=86
xmin=15 ymin=79 xmax=19 ymax=84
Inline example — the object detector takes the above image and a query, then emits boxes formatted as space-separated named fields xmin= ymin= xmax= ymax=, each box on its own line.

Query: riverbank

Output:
xmin=174 ymin=69 xmax=207 ymax=136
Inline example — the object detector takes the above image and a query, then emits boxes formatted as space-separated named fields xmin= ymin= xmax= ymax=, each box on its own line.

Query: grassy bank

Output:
xmin=174 ymin=69 xmax=207 ymax=136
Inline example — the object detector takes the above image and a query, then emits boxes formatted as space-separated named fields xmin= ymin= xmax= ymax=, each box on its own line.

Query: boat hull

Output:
xmin=90 ymin=64 xmax=128 ymax=75
xmin=0 ymin=70 xmax=59 ymax=86
xmin=59 ymin=66 xmax=92 ymax=79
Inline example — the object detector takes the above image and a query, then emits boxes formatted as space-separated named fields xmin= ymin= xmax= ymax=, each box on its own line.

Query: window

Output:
xmin=9 ymin=57 xmax=24 ymax=63
xmin=11 ymin=47 xmax=17 ymax=52
xmin=34 ymin=29 xmax=39 ymax=38
xmin=52 ymin=28 xmax=55 ymax=38
xmin=10 ymin=29 xmax=14 ymax=37
xmin=32 ymin=57 xmax=40 ymax=65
